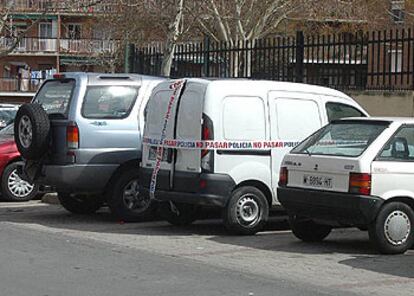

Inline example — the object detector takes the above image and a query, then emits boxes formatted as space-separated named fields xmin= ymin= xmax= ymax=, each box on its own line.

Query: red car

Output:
xmin=0 ymin=124 xmax=39 ymax=201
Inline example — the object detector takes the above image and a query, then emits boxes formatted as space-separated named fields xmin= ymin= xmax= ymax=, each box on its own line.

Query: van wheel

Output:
xmin=14 ymin=103 xmax=50 ymax=160
xmin=223 ymin=186 xmax=269 ymax=235
xmin=368 ymin=202 xmax=414 ymax=254
xmin=58 ymin=192 xmax=103 ymax=214
xmin=108 ymin=168 xmax=156 ymax=222
xmin=289 ymin=215 xmax=332 ymax=242
xmin=1 ymin=162 xmax=38 ymax=202
xmin=159 ymin=202 xmax=199 ymax=226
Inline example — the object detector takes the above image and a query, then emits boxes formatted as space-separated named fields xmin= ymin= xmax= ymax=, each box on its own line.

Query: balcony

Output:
xmin=0 ymin=0 xmax=117 ymax=14
xmin=0 ymin=37 xmax=117 ymax=55
xmin=60 ymin=39 xmax=117 ymax=55
xmin=0 ymin=78 xmax=41 ymax=93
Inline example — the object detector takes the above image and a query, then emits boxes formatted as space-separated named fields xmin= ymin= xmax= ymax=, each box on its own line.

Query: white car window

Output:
xmin=378 ymin=126 xmax=414 ymax=161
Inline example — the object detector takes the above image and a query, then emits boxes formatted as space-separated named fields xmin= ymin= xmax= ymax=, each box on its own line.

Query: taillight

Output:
xmin=278 ymin=167 xmax=288 ymax=186
xmin=201 ymin=124 xmax=210 ymax=158
xmin=201 ymin=114 xmax=214 ymax=172
xmin=349 ymin=173 xmax=371 ymax=195
xmin=53 ymin=73 xmax=65 ymax=79
xmin=67 ymin=123 xmax=79 ymax=149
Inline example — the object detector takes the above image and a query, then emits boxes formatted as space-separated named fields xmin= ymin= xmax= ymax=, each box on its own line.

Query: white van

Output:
xmin=140 ymin=78 xmax=368 ymax=234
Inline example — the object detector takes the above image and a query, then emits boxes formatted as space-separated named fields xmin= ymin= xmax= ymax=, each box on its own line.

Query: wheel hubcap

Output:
xmin=18 ymin=115 xmax=33 ymax=149
xmin=384 ymin=210 xmax=411 ymax=246
xmin=122 ymin=179 xmax=149 ymax=212
xmin=8 ymin=169 xmax=34 ymax=198
xmin=236 ymin=194 xmax=260 ymax=226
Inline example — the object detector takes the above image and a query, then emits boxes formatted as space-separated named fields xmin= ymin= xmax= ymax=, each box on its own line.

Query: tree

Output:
xmin=190 ymin=0 xmax=301 ymax=44
xmin=97 ymin=0 xmax=195 ymax=76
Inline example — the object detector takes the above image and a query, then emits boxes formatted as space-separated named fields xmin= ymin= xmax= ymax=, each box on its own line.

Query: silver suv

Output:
xmin=14 ymin=72 xmax=164 ymax=221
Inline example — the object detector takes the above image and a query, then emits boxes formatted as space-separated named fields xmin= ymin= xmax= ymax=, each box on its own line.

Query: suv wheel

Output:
xmin=58 ymin=192 xmax=103 ymax=214
xmin=14 ymin=103 xmax=50 ymax=160
xmin=368 ymin=202 xmax=414 ymax=254
xmin=159 ymin=202 xmax=199 ymax=226
xmin=223 ymin=186 xmax=269 ymax=235
xmin=289 ymin=215 xmax=332 ymax=242
xmin=1 ymin=162 xmax=38 ymax=202
xmin=108 ymin=168 xmax=156 ymax=222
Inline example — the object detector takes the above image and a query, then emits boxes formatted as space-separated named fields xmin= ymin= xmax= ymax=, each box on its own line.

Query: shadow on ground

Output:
xmin=2 ymin=201 xmax=414 ymax=281
xmin=339 ymin=254 xmax=414 ymax=279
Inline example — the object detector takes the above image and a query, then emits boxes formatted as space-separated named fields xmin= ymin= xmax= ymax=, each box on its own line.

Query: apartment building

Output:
xmin=0 ymin=0 xmax=118 ymax=102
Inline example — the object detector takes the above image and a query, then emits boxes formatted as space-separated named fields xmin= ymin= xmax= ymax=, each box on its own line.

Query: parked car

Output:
xmin=139 ymin=79 xmax=368 ymax=234
xmin=0 ymin=104 xmax=19 ymax=130
xmin=14 ymin=72 xmax=164 ymax=221
xmin=0 ymin=124 xmax=40 ymax=201
xmin=278 ymin=117 xmax=414 ymax=254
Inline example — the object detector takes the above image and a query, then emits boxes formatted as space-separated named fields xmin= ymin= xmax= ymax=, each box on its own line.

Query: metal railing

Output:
xmin=0 ymin=77 xmax=42 ymax=92
xmin=0 ymin=37 xmax=117 ymax=55
xmin=134 ymin=28 xmax=414 ymax=91
xmin=1 ymin=0 xmax=116 ymax=13
xmin=59 ymin=39 xmax=117 ymax=55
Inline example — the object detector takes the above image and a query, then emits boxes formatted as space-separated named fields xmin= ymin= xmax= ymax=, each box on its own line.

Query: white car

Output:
xmin=278 ymin=117 xmax=414 ymax=254
xmin=140 ymin=78 xmax=367 ymax=235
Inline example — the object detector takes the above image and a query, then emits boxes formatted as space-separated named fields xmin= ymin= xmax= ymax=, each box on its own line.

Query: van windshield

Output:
xmin=34 ymin=79 xmax=75 ymax=116
xmin=292 ymin=121 xmax=389 ymax=157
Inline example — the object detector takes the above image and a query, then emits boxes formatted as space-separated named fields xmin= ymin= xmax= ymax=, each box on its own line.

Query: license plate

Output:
xmin=303 ymin=174 xmax=333 ymax=188
xmin=149 ymin=147 xmax=171 ymax=162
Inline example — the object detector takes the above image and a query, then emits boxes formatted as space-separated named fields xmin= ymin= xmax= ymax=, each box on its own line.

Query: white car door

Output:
xmin=372 ymin=125 xmax=414 ymax=199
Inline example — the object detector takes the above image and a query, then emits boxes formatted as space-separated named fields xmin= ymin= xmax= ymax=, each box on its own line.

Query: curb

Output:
xmin=41 ymin=193 xmax=59 ymax=205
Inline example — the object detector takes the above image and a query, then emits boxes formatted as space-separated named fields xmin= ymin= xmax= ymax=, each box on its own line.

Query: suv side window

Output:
xmin=378 ymin=127 xmax=414 ymax=161
xmin=82 ymin=86 xmax=138 ymax=119
xmin=326 ymin=102 xmax=365 ymax=122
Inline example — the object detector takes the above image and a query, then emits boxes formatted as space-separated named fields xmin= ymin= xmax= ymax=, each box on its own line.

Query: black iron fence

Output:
xmin=133 ymin=28 xmax=414 ymax=91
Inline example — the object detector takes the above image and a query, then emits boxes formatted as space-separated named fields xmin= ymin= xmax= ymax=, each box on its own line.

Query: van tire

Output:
xmin=107 ymin=168 xmax=156 ymax=222
xmin=159 ymin=202 xmax=199 ymax=226
xmin=368 ymin=202 xmax=414 ymax=254
xmin=289 ymin=215 xmax=332 ymax=242
xmin=1 ymin=162 xmax=39 ymax=202
xmin=223 ymin=186 xmax=269 ymax=235
xmin=58 ymin=192 xmax=103 ymax=214
xmin=14 ymin=103 xmax=50 ymax=160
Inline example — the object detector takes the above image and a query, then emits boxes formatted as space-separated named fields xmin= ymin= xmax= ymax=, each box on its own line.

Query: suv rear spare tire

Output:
xmin=14 ymin=103 xmax=50 ymax=160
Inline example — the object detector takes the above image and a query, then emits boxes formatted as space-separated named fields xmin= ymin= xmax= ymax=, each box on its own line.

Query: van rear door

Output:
xmin=143 ymin=80 xmax=205 ymax=190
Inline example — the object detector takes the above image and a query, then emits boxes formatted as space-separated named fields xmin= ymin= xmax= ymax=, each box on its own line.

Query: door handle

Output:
xmin=90 ymin=121 xmax=107 ymax=126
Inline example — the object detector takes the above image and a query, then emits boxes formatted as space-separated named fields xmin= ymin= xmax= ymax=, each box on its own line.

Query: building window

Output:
xmin=67 ymin=24 xmax=82 ymax=39
xmin=391 ymin=0 xmax=405 ymax=23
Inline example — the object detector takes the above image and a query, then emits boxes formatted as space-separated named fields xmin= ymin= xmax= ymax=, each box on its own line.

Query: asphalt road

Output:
xmin=0 ymin=201 xmax=413 ymax=296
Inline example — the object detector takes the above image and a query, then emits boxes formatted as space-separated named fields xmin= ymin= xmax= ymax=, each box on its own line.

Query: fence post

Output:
xmin=124 ymin=43 xmax=136 ymax=73
xmin=203 ymin=35 xmax=211 ymax=77
xmin=295 ymin=31 xmax=304 ymax=83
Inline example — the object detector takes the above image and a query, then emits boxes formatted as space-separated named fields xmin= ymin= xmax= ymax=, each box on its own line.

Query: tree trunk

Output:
xmin=161 ymin=0 xmax=184 ymax=77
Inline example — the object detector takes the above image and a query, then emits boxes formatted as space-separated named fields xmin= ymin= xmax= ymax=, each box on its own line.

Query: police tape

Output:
xmin=144 ymin=137 xmax=300 ymax=150
xmin=144 ymin=138 xmax=368 ymax=150
xmin=149 ymin=80 xmax=185 ymax=199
